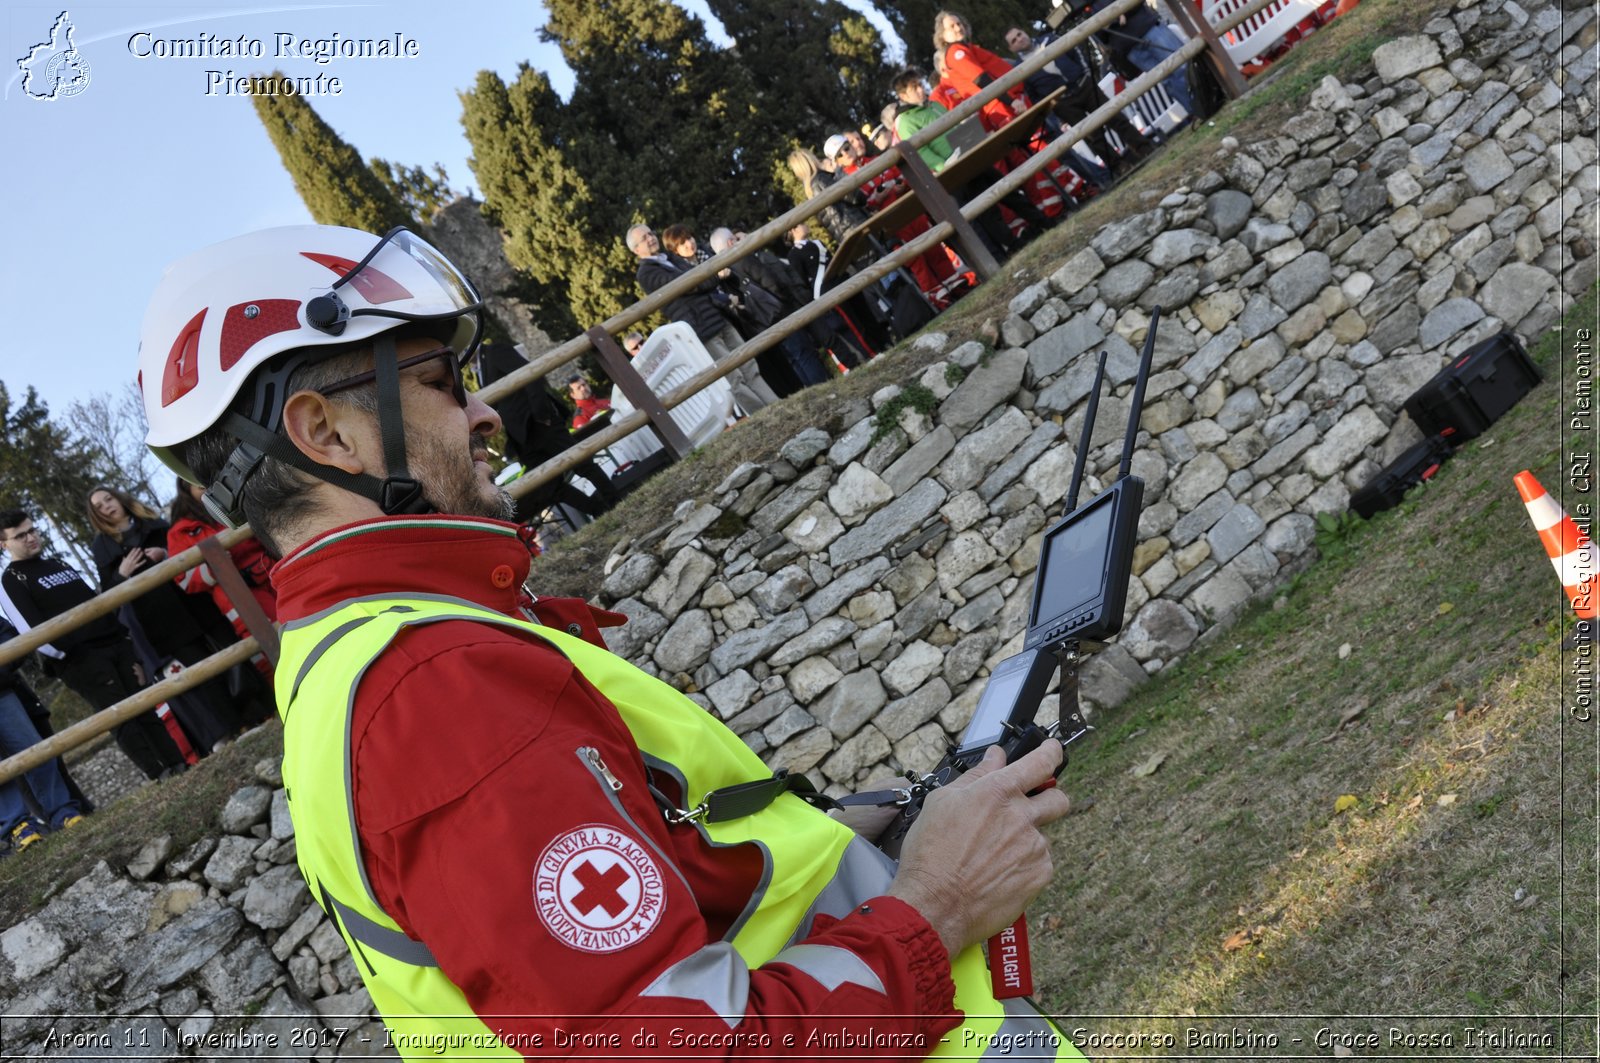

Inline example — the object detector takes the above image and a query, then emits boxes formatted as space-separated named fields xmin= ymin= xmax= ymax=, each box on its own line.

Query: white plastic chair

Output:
xmin=606 ymin=322 xmax=734 ymax=468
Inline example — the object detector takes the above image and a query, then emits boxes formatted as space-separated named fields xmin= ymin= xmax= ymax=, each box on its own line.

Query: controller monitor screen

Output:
xmin=955 ymin=655 xmax=1033 ymax=753
xmin=1025 ymin=478 xmax=1143 ymax=648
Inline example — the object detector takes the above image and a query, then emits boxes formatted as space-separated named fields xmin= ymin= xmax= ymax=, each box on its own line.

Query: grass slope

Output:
xmin=1031 ymin=284 xmax=1598 ymax=1056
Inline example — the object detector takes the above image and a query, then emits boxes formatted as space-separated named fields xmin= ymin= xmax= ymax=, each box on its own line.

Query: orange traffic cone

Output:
xmin=1515 ymin=471 xmax=1597 ymax=629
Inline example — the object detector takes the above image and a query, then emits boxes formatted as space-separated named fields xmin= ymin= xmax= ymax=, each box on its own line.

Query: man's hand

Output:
xmin=886 ymin=742 xmax=1071 ymax=956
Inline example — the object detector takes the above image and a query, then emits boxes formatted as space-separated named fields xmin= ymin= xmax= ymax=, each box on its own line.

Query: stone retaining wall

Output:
xmin=1 ymin=0 xmax=1592 ymax=1050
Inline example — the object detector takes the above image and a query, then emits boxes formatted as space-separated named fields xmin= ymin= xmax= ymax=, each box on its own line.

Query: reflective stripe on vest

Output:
xmin=276 ymin=593 xmax=1082 ymax=1060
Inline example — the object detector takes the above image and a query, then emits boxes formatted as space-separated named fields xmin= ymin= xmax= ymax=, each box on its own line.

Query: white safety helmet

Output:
xmin=136 ymin=225 xmax=484 ymax=523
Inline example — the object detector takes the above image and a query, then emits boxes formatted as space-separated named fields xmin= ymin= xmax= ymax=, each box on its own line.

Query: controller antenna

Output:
xmin=1063 ymin=349 xmax=1108 ymax=517
xmin=1119 ymin=307 xmax=1162 ymax=480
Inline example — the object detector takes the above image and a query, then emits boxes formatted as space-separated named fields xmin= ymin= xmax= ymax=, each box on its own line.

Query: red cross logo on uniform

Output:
xmin=570 ymin=859 xmax=631 ymax=918
xmin=534 ymin=825 xmax=667 ymax=954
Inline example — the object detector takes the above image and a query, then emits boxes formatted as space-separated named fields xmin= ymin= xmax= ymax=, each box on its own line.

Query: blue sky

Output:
xmin=1 ymin=0 xmax=900 ymax=424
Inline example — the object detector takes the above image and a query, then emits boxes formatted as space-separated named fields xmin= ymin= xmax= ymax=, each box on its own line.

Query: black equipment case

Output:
xmin=1351 ymin=433 xmax=1456 ymax=519
xmin=1402 ymin=331 xmax=1540 ymax=442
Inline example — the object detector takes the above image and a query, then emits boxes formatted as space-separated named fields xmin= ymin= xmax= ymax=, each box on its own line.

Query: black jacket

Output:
xmin=636 ymin=254 xmax=738 ymax=342
xmin=91 ymin=515 xmax=231 ymax=658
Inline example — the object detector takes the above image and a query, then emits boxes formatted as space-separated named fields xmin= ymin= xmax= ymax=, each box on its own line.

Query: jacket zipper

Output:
xmin=574 ymin=746 xmax=698 ymax=902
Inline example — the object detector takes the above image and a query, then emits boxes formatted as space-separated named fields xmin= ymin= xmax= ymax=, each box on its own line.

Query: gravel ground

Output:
xmin=64 ymin=738 xmax=152 ymax=811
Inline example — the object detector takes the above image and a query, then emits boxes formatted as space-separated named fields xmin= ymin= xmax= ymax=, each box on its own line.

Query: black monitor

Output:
xmin=1023 ymin=476 xmax=1145 ymax=651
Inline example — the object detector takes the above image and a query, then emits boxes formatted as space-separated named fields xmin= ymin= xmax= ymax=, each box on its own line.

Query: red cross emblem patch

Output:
xmin=534 ymin=825 xmax=667 ymax=953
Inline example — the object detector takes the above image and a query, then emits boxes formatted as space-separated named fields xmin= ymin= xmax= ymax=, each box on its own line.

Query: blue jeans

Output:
xmin=1128 ymin=24 xmax=1196 ymax=120
xmin=0 ymin=690 xmax=79 ymax=833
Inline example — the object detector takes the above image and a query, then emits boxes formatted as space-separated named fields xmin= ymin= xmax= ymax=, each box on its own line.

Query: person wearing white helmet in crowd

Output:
xmin=135 ymin=224 xmax=1076 ymax=1060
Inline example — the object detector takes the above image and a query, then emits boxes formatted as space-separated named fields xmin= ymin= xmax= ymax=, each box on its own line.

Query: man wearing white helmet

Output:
xmin=137 ymin=225 xmax=1075 ymax=1060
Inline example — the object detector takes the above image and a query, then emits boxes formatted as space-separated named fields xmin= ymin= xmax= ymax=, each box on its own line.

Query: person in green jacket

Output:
xmin=890 ymin=67 xmax=1053 ymax=258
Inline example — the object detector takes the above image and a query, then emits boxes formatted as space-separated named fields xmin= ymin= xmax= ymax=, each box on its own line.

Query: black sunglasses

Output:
xmin=318 ymin=346 xmax=467 ymax=407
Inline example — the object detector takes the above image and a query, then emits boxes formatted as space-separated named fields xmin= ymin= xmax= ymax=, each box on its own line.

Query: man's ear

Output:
xmin=280 ymin=390 xmax=370 ymax=476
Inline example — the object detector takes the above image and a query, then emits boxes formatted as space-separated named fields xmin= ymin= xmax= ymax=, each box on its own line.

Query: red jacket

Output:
xmin=571 ymin=396 xmax=612 ymax=430
xmin=168 ymin=515 xmax=278 ymax=636
xmin=271 ymin=516 xmax=960 ymax=1057
xmin=941 ymin=42 xmax=1028 ymax=132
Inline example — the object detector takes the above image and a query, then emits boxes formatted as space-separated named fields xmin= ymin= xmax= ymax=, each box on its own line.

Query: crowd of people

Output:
xmin=0 ymin=485 xmax=279 ymax=851
xmin=604 ymin=7 xmax=1196 ymax=423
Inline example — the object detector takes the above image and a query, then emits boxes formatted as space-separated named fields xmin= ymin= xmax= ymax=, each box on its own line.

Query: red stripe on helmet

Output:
xmin=300 ymin=252 xmax=413 ymax=304
xmin=220 ymin=299 xmax=301 ymax=370
xmin=161 ymin=309 xmax=206 ymax=408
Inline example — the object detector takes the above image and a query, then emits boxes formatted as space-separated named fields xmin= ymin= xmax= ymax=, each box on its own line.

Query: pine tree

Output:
xmin=0 ymin=383 xmax=109 ymax=569
xmin=540 ymin=0 xmax=787 ymax=230
xmin=459 ymin=66 xmax=631 ymax=335
xmin=250 ymin=73 xmax=413 ymax=233
xmin=702 ymin=0 xmax=891 ymax=147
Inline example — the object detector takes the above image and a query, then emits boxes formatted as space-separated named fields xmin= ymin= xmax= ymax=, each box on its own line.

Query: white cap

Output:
xmin=823 ymin=134 xmax=848 ymax=160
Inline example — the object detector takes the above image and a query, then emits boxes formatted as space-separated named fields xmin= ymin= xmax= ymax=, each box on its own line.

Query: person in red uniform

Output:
xmin=168 ymin=477 xmax=277 ymax=681
xmin=565 ymin=375 xmax=612 ymax=430
xmin=933 ymin=10 xmax=1082 ymax=231
xmin=828 ymin=133 xmax=968 ymax=307
xmin=134 ymin=224 xmax=1073 ymax=1056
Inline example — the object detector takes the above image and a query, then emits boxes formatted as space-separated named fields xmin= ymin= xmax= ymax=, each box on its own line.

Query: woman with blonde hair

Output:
xmin=786 ymin=147 xmax=867 ymax=243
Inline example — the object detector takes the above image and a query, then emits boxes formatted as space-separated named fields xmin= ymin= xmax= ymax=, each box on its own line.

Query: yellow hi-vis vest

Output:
xmin=276 ymin=594 xmax=1082 ymax=1061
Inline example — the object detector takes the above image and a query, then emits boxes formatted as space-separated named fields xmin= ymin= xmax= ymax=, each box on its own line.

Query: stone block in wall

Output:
xmin=770 ymin=616 xmax=857 ymax=668
xmin=1049 ymin=247 xmax=1106 ymax=295
xmin=829 ymin=480 xmax=947 ymax=567
xmin=1206 ymin=503 xmax=1267 ymax=564
xmin=655 ymin=610 xmax=715 ymax=674
xmin=828 ymin=463 xmax=894 ymax=526
xmin=895 ymin=723 xmax=952 ymax=776
xmin=938 ymin=347 xmax=1027 ymax=433
xmin=1206 ymin=189 xmax=1254 ymax=240
xmin=642 ymin=548 xmax=716 ymax=616
xmin=1302 ymin=406 xmax=1387 ymax=478
xmin=1478 ymin=261 xmax=1557 ymax=327
xmin=821 ymin=726 xmax=892 ymax=786
xmin=1079 ymin=643 xmax=1149 ymax=711
xmin=1364 ymin=352 xmax=1440 ymax=411
xmin=782 ymin=500 xmax=846 ymax=554
xmin=1122 ymin=600 xmax=1200 ymax=661
xmin=1027 ymin=316 xmax=1105 ymax=381
xmin=1169 ymin=453 xmax=1229 ymax=511
xmin=1090 ymin=208 xmax=1167 ymax=264
xmin=1169 ymin=488 xmax=1236 ymax=546
xmin=878 ymin=678 xmax=955 ymax=742
xmin=709 ymin=610 xmax=810 ymax=675
xmin=802 ymin=556 xmax=892 ymax=623
xmin=811 ymin=670 xmax=888 ymax=739
xmin=770 ymin=727 xmax=834 ymax=775
xmin=941 ymin=407 xmax=1033 ymax=492
xmin=788 ymin=657 xmax=844 ymax=704
xmin=240 ymin=864 xmax=309 ymax=931
xmin=1186 ymin=567 xmax=1255 ymax=625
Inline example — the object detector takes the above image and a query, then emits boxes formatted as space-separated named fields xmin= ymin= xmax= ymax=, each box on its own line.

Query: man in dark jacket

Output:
xmin=1004 ymin=25 xmax=1145 ymax=181
xmin=1088 ymin=5 xmax=1195 ymax=122
xmin=627 ymin=223 xmax=779 ymax=415
xmin=708 ymin=228 xmax=828 ymax=391
xmin=0 ymin=509 xmax=185 ymax=779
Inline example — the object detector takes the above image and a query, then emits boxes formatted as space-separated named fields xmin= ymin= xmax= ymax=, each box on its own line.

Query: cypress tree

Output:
xmin=459 ymin=66 xmax=632 ymax=335
xmin=249 ymin=73 xmax=413 ymax=233
xmin=370 ymin=159 xmax=456 ymax=226
xmin=702 ymin=0 xmax=892 ymax=146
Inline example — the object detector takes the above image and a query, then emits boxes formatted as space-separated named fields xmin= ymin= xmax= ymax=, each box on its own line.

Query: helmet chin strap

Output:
xmin=205 ymin=332 xmax=431 ymax=526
